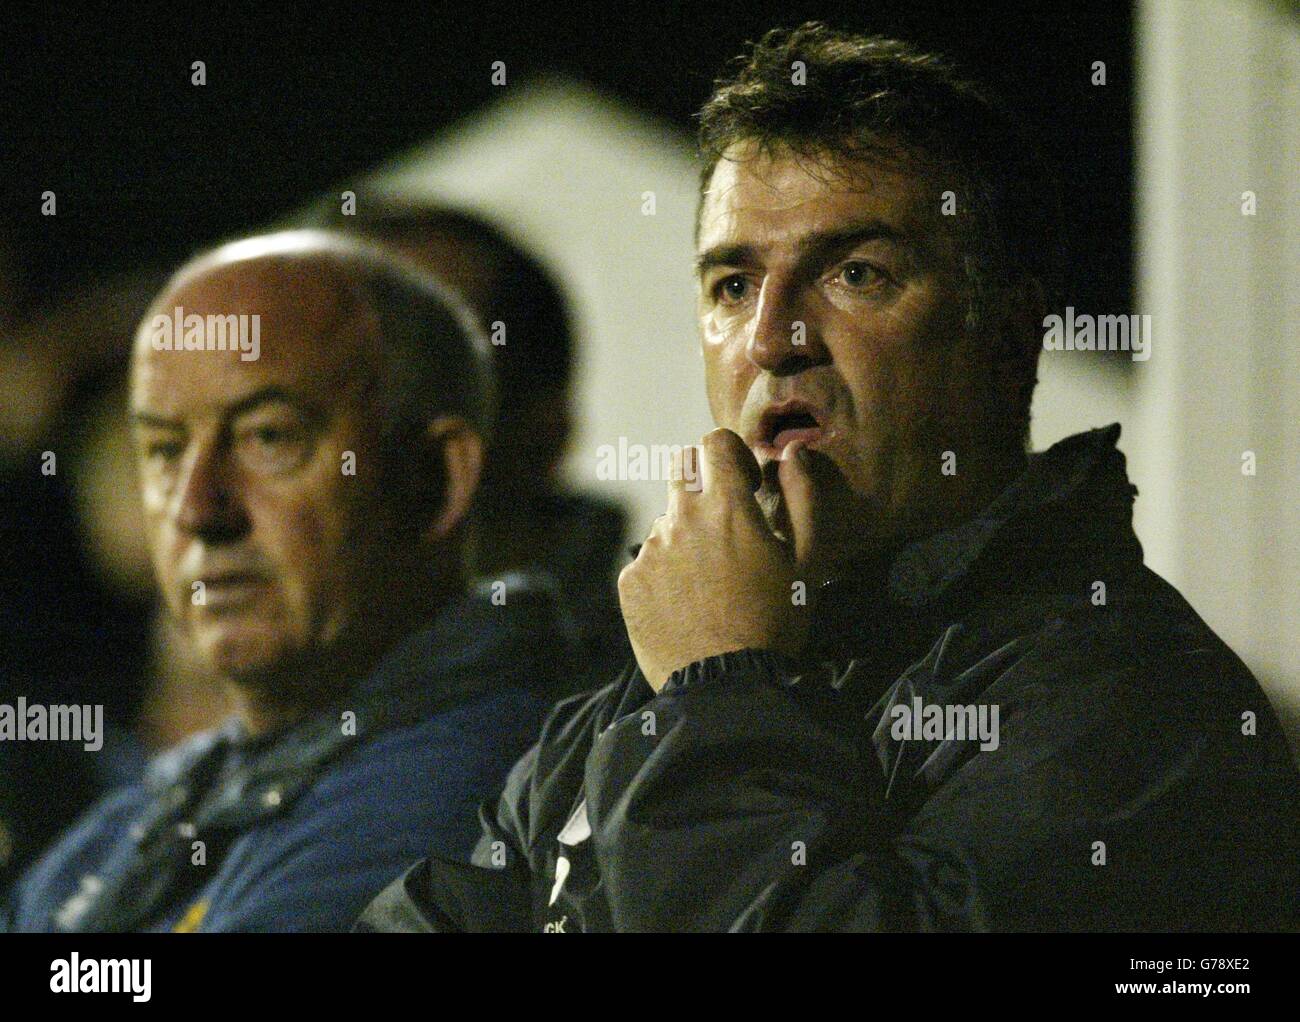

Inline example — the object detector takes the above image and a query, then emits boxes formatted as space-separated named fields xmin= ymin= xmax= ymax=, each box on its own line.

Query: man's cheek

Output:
xmin=701 ymin=367 xmax=732 ymax=428
xmin=144 ymin=522 xmax=181 ymax=611
xmin=700 ymin=339 xmax=749 ymax=425
xmin=287 ymin=494 xmax=371 ymax=618
xmin=284 ymin=497 xmax=328 ymax=552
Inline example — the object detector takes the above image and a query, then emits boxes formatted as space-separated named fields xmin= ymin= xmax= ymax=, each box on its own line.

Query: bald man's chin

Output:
xmin=189 ymin=624 xmax=297 ymax=687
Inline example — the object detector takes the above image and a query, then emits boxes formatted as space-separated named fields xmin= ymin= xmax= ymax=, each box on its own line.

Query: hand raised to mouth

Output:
xmin=618 ymin=427 xmax=823 ymax=693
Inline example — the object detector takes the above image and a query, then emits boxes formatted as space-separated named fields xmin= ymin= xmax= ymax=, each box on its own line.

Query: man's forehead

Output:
xmin=130 ymin=256 xmax=378 ymax=412
xmin=697 ymin=145 xmax=932 ymax=250
xmin=163 ymin=258 xmax=365 ymax=339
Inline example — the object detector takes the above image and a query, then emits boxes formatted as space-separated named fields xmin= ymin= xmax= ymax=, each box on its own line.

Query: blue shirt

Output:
xmin=3 ymin=578 xmax=575 ymax=932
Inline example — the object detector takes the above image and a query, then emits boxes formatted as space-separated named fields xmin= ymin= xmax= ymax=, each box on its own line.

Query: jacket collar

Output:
xmin=808 ymin=424 xmax=1142 ymax=673
xmin=815 ymin=423 xmax=1140 ymax=610
xmin=59 ymin=577 xmax=577 ymax=932
xmin=884 ymin=423 xmax=1140 ymax=608
xmin=146 ymin=573 xmax=576 ymax=794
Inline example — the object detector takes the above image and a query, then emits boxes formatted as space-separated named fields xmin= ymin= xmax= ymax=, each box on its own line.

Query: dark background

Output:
xmin=1 ymin=0 xmax=1133 ymax=319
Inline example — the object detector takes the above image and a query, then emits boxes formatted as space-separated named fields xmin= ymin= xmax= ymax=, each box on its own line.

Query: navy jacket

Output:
xmin=3 ymin=579 xmax=575 ymax=932
xmin=358 ymin=425 xmax=1300 ymax=932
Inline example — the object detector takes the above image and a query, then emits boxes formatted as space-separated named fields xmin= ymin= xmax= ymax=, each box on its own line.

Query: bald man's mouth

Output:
xmin=182 ymin=556 xmax=272 ymax=612
xmin=194 ymin=573 xmax=270 ymax=610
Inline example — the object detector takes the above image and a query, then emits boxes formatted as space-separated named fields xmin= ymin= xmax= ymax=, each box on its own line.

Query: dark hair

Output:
xmin=313 ymin=195 xmax=575 ymax=409
xmin=697 ymin=23 xmax=1064 ymax=331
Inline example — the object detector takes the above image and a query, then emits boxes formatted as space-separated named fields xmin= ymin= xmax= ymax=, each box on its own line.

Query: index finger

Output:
xmin=698 ymin=428 xmax=762 ymax=499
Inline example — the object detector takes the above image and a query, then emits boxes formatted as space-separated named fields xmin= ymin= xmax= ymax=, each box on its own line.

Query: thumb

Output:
xmin=777 ymin=440 xmax=820 ymax=576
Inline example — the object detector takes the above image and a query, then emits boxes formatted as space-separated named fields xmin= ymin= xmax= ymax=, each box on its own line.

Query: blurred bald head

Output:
xmin=137 ymin=230 xmax=494 ymax=436
xmin=129 ymin=231 xmax=494 ymax=730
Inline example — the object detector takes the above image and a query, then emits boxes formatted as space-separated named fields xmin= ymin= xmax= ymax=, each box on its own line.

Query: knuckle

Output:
xmin=701 ymin=427 xmax=730 ymax=451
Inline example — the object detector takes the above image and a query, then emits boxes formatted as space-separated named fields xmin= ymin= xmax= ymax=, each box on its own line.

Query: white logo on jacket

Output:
xmin=548 ymin=799 xmax=592 ymax=909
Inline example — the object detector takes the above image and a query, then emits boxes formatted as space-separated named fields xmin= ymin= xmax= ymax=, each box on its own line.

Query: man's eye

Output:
xmin=837 ymin=261 xmax=882 ymax=288
xmin=251 ymin=426 xmax=292 ymax=446
xmin=235 ymin=422 xmax=308 ymax=472
xmin=715 ymin=275 xmax=751 ymax=304
xmin=145 ymin=440 xmax=183 ymax=462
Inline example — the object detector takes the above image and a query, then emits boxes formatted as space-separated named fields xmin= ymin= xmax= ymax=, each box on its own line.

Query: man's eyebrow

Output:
xmin=794 ymin=220 xmax=910 ymax=261
xmin=130 ymin=410 xmax=183 ymax=429
xmin=223 ymin=385 xmax=310 ymax=420
xmin=695 ymin=220 xmax=911 ymax=276
xmin=695 ymin=244 xmax=758 ymax=276
xmin=130 ymin=386 xmax=312 ymax=429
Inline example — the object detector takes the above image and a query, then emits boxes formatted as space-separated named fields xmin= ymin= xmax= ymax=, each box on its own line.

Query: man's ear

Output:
xmin=994 ymin=277 xmax=1047 ymax=365
xmin=424 ymin=416 xmax=484 ymax=542
xmin=989 ymin=277 xmax=1047 ymax=421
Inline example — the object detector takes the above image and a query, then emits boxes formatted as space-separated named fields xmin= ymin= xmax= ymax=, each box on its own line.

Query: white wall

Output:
xmin=1035 ymin=0 xmax=1299 ymax=758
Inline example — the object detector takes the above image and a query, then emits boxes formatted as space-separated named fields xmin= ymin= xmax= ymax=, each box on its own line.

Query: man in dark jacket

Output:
xmin=358 ymin=24 xmax=1300 ymax=932
xmin=3 ymin=229 xmax=578 ymax=931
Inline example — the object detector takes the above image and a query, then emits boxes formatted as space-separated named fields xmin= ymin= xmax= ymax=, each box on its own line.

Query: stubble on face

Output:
xmin=696 ymin=143 xmax=1018 ymax=568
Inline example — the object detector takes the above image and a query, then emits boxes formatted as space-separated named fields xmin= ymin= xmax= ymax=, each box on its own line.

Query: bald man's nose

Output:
xmin=173 ymin=443 xmax=247 ymax=541
xmin=745 ymin=279 xmax=829 ymax=376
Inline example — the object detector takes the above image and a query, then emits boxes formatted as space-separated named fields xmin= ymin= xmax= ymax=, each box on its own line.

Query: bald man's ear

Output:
xmin=423 ymin=416 xmax=484 ymax=542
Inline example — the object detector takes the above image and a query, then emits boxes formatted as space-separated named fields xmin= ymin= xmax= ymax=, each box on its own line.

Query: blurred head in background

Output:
xmin=310 ymin=194 xmax=586 ymax=573
xmin=321 ymin=202 xmax=570 ymax=488
xmin=129 ymin=230 xmax=493 ymax=733
xmin=0 ymin=265 xmax=182 ymax=877
xmin=312 ymin=193 xmax=631 ymax=689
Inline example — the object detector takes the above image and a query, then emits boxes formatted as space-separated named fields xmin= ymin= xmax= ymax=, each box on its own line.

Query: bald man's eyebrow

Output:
xmin=130 ymin=386 xmax=321 ymax=430
xmin=224 ymin=385 xmax=313 ymax=421
xmin=130 ymin=410 xmax=183 ymax=429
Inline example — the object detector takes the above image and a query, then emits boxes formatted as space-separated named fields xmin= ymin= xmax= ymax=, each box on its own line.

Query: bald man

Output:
xmin=1 ymin=231 xmax=578 ymax=932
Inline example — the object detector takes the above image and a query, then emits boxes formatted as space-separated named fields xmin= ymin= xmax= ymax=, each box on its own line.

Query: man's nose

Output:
xmin=745 ymin=278 xmax=830 ymax=376
xmin=173 ymin=443 xmax=248 ymax=542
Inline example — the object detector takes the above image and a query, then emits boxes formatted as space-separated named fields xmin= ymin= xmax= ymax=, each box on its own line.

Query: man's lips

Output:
xmin=192 ymin=572 xmax=268 ymax=609
xmin=770 ymin=424 xmax=825 ymax=454
xmin=752 ymin=400 xmax=829 ymax=460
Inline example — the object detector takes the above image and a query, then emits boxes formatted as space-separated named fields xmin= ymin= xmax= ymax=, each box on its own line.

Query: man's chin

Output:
xmin=191 ymin=626 xmax=295 ymax=685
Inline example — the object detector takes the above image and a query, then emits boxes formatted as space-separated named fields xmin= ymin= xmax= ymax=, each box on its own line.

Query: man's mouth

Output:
xmin=754 ymin=400 xmax=828 ymax=460
xmin=193 ymin=572 xmax=268 ymax=610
